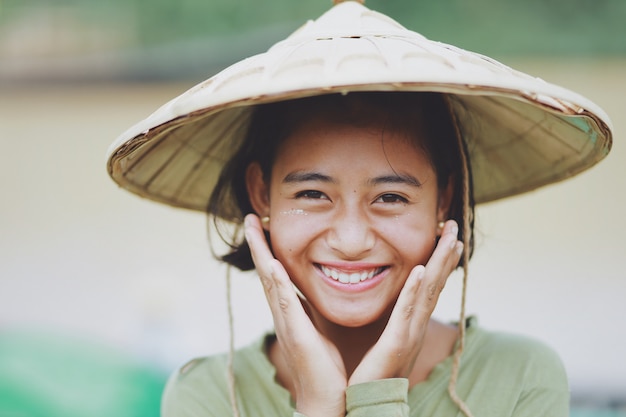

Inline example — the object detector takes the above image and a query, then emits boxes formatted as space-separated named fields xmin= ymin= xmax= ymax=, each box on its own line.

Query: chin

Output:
xmin=325 ymin=308 xmax=390 ymax=329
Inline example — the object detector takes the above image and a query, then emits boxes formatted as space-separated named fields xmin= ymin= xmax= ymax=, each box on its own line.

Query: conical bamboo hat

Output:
xmin=107 ymin=0 xmax=612 ymax=216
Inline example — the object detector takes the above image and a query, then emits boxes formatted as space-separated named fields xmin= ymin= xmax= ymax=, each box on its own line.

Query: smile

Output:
xmin=317 ymin=264 xmax=387 ymax=284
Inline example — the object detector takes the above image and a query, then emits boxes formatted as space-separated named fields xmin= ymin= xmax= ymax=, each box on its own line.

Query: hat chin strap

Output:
xmin=444 ymin=95 xmax=475 ymax=417
xmin=225 ymin=264 xmax=241 ymax=417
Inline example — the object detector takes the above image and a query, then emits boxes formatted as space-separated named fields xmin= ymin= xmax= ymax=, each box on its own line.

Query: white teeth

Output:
xmin=320 ymin=265 xmax=380 ymax=284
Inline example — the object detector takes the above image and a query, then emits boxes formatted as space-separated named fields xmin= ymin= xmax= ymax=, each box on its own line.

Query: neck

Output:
xmin=309 ymin=307 xmax=390 ymax=377
xmin=267 ymin=306 xmax=458 ymax=399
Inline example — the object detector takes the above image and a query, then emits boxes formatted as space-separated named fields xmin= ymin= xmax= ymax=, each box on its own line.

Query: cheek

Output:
xmin=267 ymin=216 xmax=323 ymax=288
xmin=268 ymin=213 xmax=320 ymax=257
xmin=380 ymin=215 xmax=438 ymax=260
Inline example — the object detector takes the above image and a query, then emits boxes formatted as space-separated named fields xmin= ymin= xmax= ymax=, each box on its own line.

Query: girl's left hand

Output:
xmin=348 ymin=220 xmax=464 ymax=386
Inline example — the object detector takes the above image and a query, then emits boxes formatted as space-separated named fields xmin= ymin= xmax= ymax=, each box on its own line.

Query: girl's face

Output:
xmin=247 ymin=117 xmax=451 ymax=328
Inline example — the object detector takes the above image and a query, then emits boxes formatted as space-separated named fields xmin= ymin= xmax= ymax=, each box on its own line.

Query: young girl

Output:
xmin=107 ymin=1 xmax=613 ymax=416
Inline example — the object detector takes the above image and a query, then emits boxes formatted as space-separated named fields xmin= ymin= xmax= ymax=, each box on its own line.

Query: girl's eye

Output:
xmin=295 ymin=190 xmax=328 ymax=200
xmin=376 ymin=193 xmax=408 ymax=204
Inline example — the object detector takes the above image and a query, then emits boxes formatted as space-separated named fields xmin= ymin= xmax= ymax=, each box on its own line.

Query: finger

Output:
xmin=381 ymin=265 xmax=426 ymax=336
xmin=244 ymin=214 xmax=285 ymax=314
xmin=244 ymin=214 xmax=312 ymax=332
xmin=244 ymin=218 xmax=297 ymax=299
xmin=244 ymin=214 xmax=275 ymax=283
xmin=244 ymin=214 xmax=291 ymax=302
xmin=376 ymin=264 xmax=426 ymax=351
xmin=389 ymin=264 xmax=425 ymax=323
xmin=415 ymin=220 xmax=463 ymax=311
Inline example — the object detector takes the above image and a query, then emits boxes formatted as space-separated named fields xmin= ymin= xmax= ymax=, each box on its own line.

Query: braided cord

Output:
xmin=444 ymin=96 xmax=475 ymax=417
xmin=226 ymin=265 xmax=241 ymax=417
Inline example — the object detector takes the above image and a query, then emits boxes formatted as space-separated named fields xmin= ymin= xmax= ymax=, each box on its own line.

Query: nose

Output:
xmin=326 ymin=204 xmax=375 ymax=259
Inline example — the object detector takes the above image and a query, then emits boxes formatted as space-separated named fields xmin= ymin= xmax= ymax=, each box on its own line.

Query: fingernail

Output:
xmin=455 ymin=241 xmax=464 ymax=256
xmin=415 ymin=265 xmax=425 ymax=279
xmin=244 ymin=222 xmax=253 ymax=242
xmin=451 ymin=224 xmax=458 ymax=237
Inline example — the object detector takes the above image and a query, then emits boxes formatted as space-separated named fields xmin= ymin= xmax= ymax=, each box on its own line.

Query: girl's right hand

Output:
xmin=244 ymin=214 xmax=347 ymax=417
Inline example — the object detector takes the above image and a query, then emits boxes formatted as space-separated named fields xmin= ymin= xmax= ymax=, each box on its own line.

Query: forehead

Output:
xmin=283 ymin=115 xmax=420 ymax=148
xmin=250 ymin=92 xmax=455 ymax=184
xmin=273 ymin=117 xmax=435 ymax=179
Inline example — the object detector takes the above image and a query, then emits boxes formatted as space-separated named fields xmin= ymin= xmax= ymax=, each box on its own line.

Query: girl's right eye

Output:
xmin=295 ymin=190 xmax=327 ymax=200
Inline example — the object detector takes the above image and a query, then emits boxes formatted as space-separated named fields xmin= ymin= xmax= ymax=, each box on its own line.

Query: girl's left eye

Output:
xmin=376 ymin=193 xmax=408 ymax=204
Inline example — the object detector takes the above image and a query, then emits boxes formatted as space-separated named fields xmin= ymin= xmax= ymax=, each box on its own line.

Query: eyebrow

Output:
xmin=368 ymin=174 xmax=423 ymax=187
xmin=282 ymin=171 xmax=336 ymax=184
xmin=283 ymin=171 xmax=422 ymax=187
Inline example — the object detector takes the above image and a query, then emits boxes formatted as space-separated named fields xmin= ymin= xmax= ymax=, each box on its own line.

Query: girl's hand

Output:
xmin=244 ymin=214 xmax=347 ymax=417
xmin=349 ymin=220 xmax=463 ymax=386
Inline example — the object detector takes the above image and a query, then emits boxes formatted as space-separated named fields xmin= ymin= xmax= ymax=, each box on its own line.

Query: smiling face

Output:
xmin=246 ymin=116 xmax=451 ymax=328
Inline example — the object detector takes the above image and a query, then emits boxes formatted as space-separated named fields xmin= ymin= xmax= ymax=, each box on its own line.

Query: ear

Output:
xmin=245 ymin=162 xmax=271 ymax=229
xmin=437 ymin=178 xmax=454 ymax=223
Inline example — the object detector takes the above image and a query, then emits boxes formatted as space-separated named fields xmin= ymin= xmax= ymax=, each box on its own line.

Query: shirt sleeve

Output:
xmin=510 ymin=350 xmax=570 ymax=417
xmin=161 ymin=358 xmax=234 ymax=417
xmin=506 ymin=336 xmax=570 ymax=417
xmin=345 ymin=378 xmax=410 ymax=417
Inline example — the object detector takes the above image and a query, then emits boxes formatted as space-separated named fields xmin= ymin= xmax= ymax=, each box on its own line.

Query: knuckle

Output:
xmin=427 ymin=283 xmax=438 ymax=300
xmin=260 ymin=275 xmax=273 ymax=290
xmin=403 ymin=305 xmax=415 ymax=320
xmin=278 ymin=297 xmax=289 ymax=311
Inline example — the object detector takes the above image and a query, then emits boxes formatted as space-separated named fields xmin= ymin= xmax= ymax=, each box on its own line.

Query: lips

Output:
xmin=317 ymin=264 xmax=388 ymax=284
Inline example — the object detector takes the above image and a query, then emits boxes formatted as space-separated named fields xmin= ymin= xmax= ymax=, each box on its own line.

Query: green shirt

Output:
xmin=162 ymin=319 xmax=569 ymax=417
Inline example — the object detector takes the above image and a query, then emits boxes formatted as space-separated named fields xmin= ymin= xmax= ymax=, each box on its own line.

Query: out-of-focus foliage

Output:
xmin=0 ymin=329 xmax=166 ymax=417
xmin=2 ymin=0 xmax=625 ymax=55
xmin=1 ymin=0 xmax=623 ymax=81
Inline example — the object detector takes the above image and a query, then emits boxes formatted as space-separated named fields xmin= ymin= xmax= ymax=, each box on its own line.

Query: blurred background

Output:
xmin=1 ymin=0 xmax=624 ymax=416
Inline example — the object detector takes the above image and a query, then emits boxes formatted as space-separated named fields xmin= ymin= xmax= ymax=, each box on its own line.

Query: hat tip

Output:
xmin=333 ymin=0 xmax=365 ymax=4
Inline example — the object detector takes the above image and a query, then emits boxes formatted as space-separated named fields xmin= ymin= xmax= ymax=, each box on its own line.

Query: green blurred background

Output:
xmin=1 ymin=1 xmax=625 ymax=416
xmin=2 ymin=0 xmax=625 ymax=83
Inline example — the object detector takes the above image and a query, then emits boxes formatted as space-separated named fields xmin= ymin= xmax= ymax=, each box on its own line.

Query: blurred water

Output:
xmin=572 ymin=410 xmax=626 ymax=417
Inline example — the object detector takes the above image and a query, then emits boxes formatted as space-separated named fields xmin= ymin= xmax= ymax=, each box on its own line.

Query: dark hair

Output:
xmin=207 ymin=92 xmax=475 ymax=271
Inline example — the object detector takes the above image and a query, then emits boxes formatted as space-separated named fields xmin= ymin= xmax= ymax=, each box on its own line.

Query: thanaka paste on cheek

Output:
xmin=279 ymin=209 xmax=308 ymax=216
